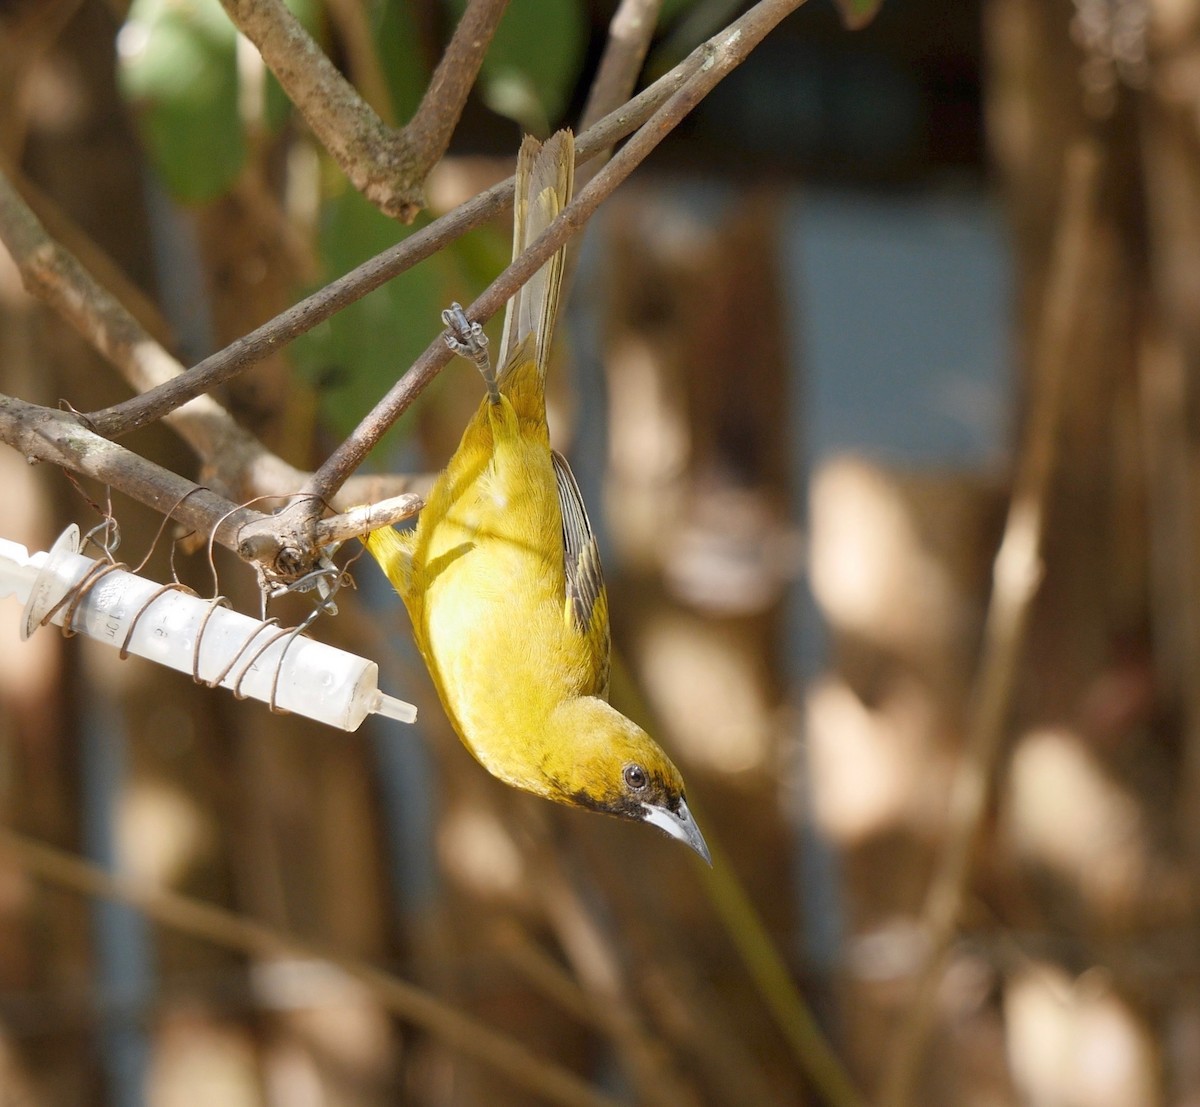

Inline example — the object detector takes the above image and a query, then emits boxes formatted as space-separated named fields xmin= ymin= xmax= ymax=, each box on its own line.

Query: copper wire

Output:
xmin=39 ymin=551 xmax=313 ymax=715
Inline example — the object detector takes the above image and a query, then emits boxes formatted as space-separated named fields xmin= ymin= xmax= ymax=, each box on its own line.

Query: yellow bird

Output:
xmin=364 ymin=131 xmax=709 ymax=862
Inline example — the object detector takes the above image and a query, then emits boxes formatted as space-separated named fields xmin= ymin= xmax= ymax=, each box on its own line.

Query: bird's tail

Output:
xmin=496 ymin=131 xmax=575 ymax=385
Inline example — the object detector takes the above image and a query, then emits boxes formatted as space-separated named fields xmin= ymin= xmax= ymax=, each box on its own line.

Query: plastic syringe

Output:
xmin=0 ymin=526 xmax=416 ymax=731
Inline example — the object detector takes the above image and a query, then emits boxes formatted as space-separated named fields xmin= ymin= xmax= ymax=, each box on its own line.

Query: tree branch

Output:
xmin=82 ymin=40 xmax=711 ymax=441
xmin=0 ymin=393 xmax=261 ymax=553
xmin=877 ymin=142 xmax=1103 ymax=1107
xmin=567 ymin=0 xmax=664 ymax=291
xmin=13 ymin=0 xmax=808 ymax=583
xmin=0 ymin=393 xmax=421 ymax=579
xmin=217 ymin=0 xmax=509 ymax=221
xmin=408 ymin=0 xmax=511 ymax=164
xmin=314 ymin=493 xmax=424 ymax=546
xmin=302 ymin=0 xmax=813 ymax=509
xmin=0 ymin=168 xmax=423 ymax=572
xmin=0 ymin=824 xmax=623 ymax=1107
xmin=217 ymin=0 xmax=414 ymax=220
xmin=579 ymin=0 xmax=663 ymax=137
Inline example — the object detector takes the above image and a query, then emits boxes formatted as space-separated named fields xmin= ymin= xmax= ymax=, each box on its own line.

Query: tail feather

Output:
xmin=497 ymin=131 xmax=576 ymax=383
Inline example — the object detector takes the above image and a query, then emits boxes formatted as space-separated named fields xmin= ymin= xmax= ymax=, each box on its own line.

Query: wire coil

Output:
xmin=34 ymin=521 xmax=350 ymax=716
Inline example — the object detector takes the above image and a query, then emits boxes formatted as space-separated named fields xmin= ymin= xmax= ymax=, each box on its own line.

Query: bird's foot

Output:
xmin=442 ymin=302 xmax=499 ymax=404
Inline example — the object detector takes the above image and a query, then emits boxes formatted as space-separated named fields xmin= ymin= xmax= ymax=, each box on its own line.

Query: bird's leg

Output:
xmin=441 ymin=302 xmax=499 ymax=405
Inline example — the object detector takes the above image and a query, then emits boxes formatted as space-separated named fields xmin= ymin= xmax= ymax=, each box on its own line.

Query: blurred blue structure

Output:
xmin=784 ymin=184 xmax=1011 ymax=992
xmin=792 ymin=190 xmax=1011 ymax=468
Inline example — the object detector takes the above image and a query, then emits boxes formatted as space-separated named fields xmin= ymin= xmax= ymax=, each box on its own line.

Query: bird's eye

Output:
xmin=623 ymin=763 xmax=648 ymax=791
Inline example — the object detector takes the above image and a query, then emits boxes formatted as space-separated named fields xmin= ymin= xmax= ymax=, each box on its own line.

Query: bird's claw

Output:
xmin=442 ymin=302 xmax=499 ymax=404
xmin=442 ymin=302 xmax=488 ymax=356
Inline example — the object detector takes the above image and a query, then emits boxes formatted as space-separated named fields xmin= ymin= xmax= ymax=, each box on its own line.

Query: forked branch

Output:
xmin=304 ymin=0 xmax=817 ymax=506
xmin=218 ymin=0 xmax=510 ymax=221
xmin=3 ymin=0 xmax=813 ymax=579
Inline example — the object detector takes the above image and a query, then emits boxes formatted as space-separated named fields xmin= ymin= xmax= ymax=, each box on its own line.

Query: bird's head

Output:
xmin=541 ymin=697 xmax=711 ymax=864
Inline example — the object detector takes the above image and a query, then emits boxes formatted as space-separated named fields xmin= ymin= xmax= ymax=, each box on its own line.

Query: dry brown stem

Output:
xmin=0 ymin=168 xmax=421 ymax=570
xmin=0 ymin=824 xmax=623 ymax=1107
xmin=0 ymin=392 xmax=261 ymax=552
xmin=580 ymin=0 xmax=664 ymax=138
xmin=49 ymin=0 xmax=814 ymax=583
xmin=217 ymin=0 xmax=509 ymax=221
xmin=302 ymin=0 xmax=815 ymax=513
xmin=0 ymin=0 xmax=818 ymax=586
xmin=877 ymin=141 xmax=1104 ymax=1107
xmin=81 ymin=41 xmax=714 ymax=442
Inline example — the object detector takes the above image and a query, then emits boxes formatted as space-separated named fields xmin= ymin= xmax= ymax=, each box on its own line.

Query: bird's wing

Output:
xmin=552 ymin=450 xmax=611 ymax=698
xmin=498 ymin=132 xmax=575 ymax=380
xmin=363 ymin=524 xmax=413 ymax=595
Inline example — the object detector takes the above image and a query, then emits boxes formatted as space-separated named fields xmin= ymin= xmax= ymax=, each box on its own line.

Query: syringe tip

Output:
xmin=372 ymin=691 xmax=418 ymax=725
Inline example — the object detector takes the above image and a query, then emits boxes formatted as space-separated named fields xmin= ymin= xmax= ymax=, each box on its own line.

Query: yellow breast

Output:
xmin=401 ymin=392 xmax=594 ymax=790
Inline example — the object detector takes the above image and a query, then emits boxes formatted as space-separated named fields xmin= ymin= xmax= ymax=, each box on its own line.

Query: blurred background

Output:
xmin=0 ymin=0 xmax=1192 ymax=1103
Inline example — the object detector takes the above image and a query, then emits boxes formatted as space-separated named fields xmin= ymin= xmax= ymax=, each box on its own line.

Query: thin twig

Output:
xmin=0 ymin=393 xmax=262 ymax=553
xmin=314 ymin=493 xmax=423 ymax=545
xmin=408 ymin=0 xmax=511 ymax=164
xmin=219 ymin=0 xmax=508 ymax=218
xmin=218 ymin=0 xmax=420 ymax=220
xmin=0 ymin=824 xmax=623 ymax=1107
xmin=568 ymin=0 xmax=664 ymax=282
xmin=0 ymin=169 xmax=424 ymax=561
xmin=302 ymin=0 xmax=814 ymax=509
xmin=84 ymin=174 xmax=511 ymax=440
xmin=39 ymin=0 xmax=809 ymax=577
xmin=579 ymin=0 xmax=663 ymax=138
xmin=877 ymin=142 xmax=1103 ymax=1107
xmin=83 ymin=38 xmax=711 ymax=440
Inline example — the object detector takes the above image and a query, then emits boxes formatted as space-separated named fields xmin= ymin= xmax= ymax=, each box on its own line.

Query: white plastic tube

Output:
xmin=0 ymin=526 xmax=416 ymax=731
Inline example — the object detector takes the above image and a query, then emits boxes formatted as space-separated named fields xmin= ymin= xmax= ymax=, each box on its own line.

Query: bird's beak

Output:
xmin=640 ymin=797 xmax=712 ymax=865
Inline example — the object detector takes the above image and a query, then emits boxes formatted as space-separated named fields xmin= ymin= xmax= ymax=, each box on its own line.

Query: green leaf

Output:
xmin=835 ymin=0 xmax=884 ymax=30
xmin=657 ymin=0 xmax=700 ymax=24
xmin=290 ymin=180 xmax=457 ymax=443
xmin=373 ymin=0 xmax=430 ymax=122
xmin=446 ymin=0 xmax=586 ymax=132
xmin=118 ymin=0 xmax=244 ymax=202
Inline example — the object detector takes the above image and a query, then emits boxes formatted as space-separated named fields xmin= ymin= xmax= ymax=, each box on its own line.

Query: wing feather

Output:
xmin=552 ymin=450 xmax=610 ymax=697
